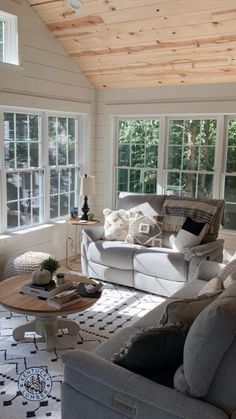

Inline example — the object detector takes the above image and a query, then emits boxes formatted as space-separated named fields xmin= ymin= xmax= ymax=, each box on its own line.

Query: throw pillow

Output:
xmin=112 ymin=324 xmax=188 ymax=374
xmin=159 ymin=293 xmax=220 ymax=327
xmin=126 ymin=211 xmax=163 ymax=247
xmin=174 ymin=282 xmax=236 ymax=404
xmin=223 ymin=274 xmax=234 ymax=289
xmin=198 ymin=277 xmax=223 ymax=297
xmin=172 ymin=217 xmax=208 ymax=253
xmin=103 ymin=208 xmax=130 ymax=241
xmin=217 ymin=258 xmax=236 ymax=282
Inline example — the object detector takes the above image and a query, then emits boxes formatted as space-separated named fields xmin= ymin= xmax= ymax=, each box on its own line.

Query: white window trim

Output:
xmin=113 ymin=113 xmax=236 ymax=232
xmin=0 ymin=10 xmax=18 ymax=65
xmin=0 ymin=107 xmax=83 ymax=235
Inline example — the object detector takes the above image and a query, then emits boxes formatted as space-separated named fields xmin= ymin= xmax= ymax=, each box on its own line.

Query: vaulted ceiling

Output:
xmin=28 ymin=0 xmax=236 ymax=89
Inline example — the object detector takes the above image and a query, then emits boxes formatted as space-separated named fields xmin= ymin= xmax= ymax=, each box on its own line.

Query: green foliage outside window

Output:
xmin=117 ymin=119 xmax=159 ymax=194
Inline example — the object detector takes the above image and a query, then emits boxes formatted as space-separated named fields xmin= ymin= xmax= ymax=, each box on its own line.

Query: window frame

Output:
xmin=0 ymin=10 xmax=18 ymax=65
xmin=114 ymin=116 xmax=161 ymax=205
xmin=0 ymin=107 xmax=82 ymax=234
xmin=113 ymin=114 xmax=236 ymax=233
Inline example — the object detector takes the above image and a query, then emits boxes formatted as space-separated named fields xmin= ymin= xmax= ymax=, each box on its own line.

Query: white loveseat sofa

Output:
xmin=81 ymin=194 xmax=225 ymax=297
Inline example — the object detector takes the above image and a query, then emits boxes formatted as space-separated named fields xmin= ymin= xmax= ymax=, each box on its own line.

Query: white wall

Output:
xmin=0 ymin=0 xmax=96 ymax=279
xmin=95 ymin=83 xmax=236 ymax=256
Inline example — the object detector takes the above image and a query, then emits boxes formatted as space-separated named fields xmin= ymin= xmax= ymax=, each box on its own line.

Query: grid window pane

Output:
xmin=167 ymin=119 xmax=216 ymax=200
xmin=0 ymin=20 xmax=4 ymax=62
xmin=48 ymin=116 xmax=79 ymax=220
xmin=116 ymin=119 xmax=159 ymax=198
xmin=223 ymin=120 xmax=236 ymax=229
xmin=4 ymin=112 xmax=43 ymax=231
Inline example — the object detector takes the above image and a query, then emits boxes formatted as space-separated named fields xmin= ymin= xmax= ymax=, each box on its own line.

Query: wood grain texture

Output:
xmin=0 ymin=274 xmax=98 ymax=314
xmin=26 ymin=0 xmax=236 ymax=88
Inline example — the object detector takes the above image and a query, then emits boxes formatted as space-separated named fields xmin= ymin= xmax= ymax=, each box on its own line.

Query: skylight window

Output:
xmin=0 ymin=10 xmax=18 ymax=65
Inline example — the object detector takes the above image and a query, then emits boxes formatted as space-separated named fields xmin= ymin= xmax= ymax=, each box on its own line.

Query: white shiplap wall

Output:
xmin=0 ymin=0 xmax=96 ymax=279
xmin=95 ymin=83 xmax=236 ymax=256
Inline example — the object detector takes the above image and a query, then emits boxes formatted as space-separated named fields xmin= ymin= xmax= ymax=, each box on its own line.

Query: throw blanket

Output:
xmin=162 ymin=197 xmax=221 ymax=233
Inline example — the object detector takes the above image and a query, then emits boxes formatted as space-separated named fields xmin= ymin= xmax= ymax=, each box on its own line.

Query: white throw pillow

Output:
xmin=217 ymin=259 xmax=236 ymax=282
xmin=198 ymin=277 xmax=222 ymax=297
xmin=172 ymin=217 xmax=208 ymax=253
xmin=103 ymin=208 xmax=130 ymax=241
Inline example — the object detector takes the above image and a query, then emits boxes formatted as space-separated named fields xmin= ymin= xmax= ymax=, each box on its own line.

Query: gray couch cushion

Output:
xmin=117 ymin=193 xmax=166 ymax=215
xmin=174 ymin=282 xmax=236 ymax=414
xmin=134 ymin=248 xmax=187 ymax=282
xmin=159 ymin=293 xmax=220 ymax=327
xmin=88 ymin=240 xmax=141 ymax=270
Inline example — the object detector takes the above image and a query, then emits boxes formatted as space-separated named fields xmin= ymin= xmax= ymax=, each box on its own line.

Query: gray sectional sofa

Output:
xmin=62 ymin=261 xmax=236 ymax=419
xmin=81 ymin=193 xmax=225 ymax=297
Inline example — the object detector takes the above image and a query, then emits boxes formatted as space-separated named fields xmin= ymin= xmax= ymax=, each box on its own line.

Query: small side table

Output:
xmin=66 ymin=219 xmax=100 ymax=269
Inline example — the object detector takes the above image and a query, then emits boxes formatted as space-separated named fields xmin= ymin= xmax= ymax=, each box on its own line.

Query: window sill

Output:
xmin=0 ymin=220 xmax=66 ymax=240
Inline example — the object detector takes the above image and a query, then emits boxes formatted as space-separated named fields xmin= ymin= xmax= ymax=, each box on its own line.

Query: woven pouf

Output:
xmin=4 ymin=251 xmax=52 ymax=279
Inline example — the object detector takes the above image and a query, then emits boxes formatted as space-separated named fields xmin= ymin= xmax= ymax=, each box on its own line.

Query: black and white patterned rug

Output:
xmin=0 ymin=283 xmax=165 ymax=419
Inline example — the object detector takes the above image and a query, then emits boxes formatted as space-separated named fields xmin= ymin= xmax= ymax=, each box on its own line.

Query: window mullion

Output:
xmin=157 ymin=116 xmax=166 ymax=194
xmin=0 ymin=111 xmax=7 ymax=233
xmin=42 ymin=112 xmax=49 ymax=222
xmin=214 ymin=116 xmax=225 ymax=198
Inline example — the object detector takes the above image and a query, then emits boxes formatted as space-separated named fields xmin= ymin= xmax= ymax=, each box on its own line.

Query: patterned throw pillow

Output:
xmin=171 ymin=217 xmax=208 ymax=252
xmin=126 ymin=211 xmax=163 ymax=247
xmin=103 ymin=208 xmax=130 ymax=241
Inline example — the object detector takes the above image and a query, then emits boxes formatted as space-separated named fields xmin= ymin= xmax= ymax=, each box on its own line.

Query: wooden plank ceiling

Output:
xmin=27 ymin=0 xmax=236 ymax=89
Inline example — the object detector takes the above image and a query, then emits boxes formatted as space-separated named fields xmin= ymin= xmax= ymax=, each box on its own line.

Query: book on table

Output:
xmin=47 ymin=289 xmax=81 ymax=308
xmin=21 ymin=278 xmax=73 ymax=299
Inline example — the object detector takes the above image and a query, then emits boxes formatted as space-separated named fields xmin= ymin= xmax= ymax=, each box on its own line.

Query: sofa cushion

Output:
xmin=88 ymin=240 xmax=142 ymax=270
xmin=134 ymin=248 xmax=187 ymax=282
xmin=198 ymin=276 xmax=223 ymax=297
xmin=217 ymin=258 xmax=236 ymax=282
xmin=126 ymin=212 xmax=163 ymax=247
xmin=103 ymin=208 xmax=130 ymax=241
xmin=174 ymin=282 xmax=236 ymax=411
xmin=159 ymin=293 xmax=220 ymax=327
xmin=112 ymin=324 xmax=188 ymax=376
xmin=172 ymin=217 xmax=208 ymax=253
xmin=117 ymin=193 xmax=166 ymax=215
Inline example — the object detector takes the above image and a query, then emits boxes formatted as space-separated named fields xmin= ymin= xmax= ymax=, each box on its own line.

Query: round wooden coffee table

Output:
xmin=0 ymin=274 xmax=100 ymax=351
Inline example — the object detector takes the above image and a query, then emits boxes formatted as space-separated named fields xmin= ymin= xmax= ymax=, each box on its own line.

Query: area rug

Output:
xmin=0 ymin=282 xmax=165 ymax=419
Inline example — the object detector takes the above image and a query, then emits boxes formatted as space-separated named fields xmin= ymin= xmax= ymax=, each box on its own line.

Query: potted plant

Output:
xmin=40 ymin=256 xmax=60 ymax=279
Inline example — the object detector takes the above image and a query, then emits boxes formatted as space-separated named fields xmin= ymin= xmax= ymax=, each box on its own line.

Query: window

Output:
xmin=114 ymin=115 xmax=236 ymax=232
xmin=0 ymin=11 xmax=18 ymax=65
xmin=165 ymin=119 xmax=217 ymax=199
xmin=4 ymin=112 xmax=44 ymax=230
xmin=0 ymin=109 xmax=80 ymax=233
xmin=223 ymin=118 xmax=236 ymax=230
xmin=48 ymin=116 xmax=79 ymax=220
xmin=115 ymin=119 xmax=160 ymax=199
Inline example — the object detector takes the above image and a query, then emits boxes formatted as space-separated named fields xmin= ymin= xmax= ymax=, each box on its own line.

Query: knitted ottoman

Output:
xmin=4 ymin=251 xmax=52 ymax=279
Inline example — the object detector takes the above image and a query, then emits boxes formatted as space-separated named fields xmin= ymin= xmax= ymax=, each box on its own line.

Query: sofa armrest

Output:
xmin=62 ymin=350 xmax=227 ymax=419
xmin=184 ymin=239 xmax=224 ymax=262
xmin=196 ymin=260 xmax=225 ymax=281
xmin=82 ymin=225 xmax=104 ymax=243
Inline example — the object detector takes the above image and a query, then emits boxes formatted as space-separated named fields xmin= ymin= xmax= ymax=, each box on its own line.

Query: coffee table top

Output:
xmin=0 ymin=274 xmax=100 ymax=316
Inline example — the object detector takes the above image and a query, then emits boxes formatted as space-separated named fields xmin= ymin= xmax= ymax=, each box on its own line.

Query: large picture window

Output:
xmin=0 ymin=109 xmax=80 ymax=233
xmin=4 ymin=112 xmax=44 ymax=230
xmin=115 ymin=119 xmax=160 ymax=199
xmin=48 ymin=116 xmax=79 ymax=220
xmin=165 ymin=119 xmax=217 ymax=199
xmin=114 ymin=115 xmax=236 ymax=232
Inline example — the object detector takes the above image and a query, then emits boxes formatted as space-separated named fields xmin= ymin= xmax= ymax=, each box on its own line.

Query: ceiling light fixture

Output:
xmin=68 ymin=0 xmax=84 ymax=11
